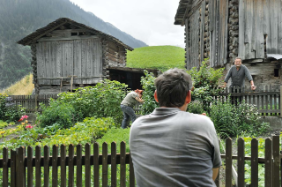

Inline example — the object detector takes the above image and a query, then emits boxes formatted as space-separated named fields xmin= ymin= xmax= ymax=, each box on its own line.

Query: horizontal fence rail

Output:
xmin=0 ymin=136 xmax=280 ymax=187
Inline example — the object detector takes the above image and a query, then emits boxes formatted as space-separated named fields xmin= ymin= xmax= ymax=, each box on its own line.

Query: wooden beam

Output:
xmin=38 ymin=36 xmax=99 ymax=42
xmin=26 ymin=20 xmax=68 ymax=45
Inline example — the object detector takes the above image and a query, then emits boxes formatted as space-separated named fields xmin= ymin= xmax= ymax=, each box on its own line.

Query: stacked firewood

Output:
xmin=228 ymin=0 xmax=239 ymax=62
xmin=31 ymin=44 xmax=39 ymax=94
xmin=102 ymin=38 xmax=110 ymax=79
xmin=204 ymin=0 xmax=210 ymax=59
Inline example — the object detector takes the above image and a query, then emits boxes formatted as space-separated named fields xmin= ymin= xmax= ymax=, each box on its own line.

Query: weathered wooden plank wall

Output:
xmin=107 ymin=41 xmax=126 ymax=67
xmin=209 ymin=0 xmax=229 ymax=67
xmin=239 ymin=0 xmax=282 ymax=60
xmin=187 ymin=9 xmax=200 ymax=69
xmin=36 ymin=38 xmax=103 ymax=86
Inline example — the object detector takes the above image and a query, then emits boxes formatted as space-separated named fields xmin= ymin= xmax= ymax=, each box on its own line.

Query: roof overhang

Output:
xmin=17 ymin=18 xmax=134 ymax=51
xmin=107 ymin=66 xmax=160 ymax=76
xmin=174 ymin=0 xmax=192 ymax=25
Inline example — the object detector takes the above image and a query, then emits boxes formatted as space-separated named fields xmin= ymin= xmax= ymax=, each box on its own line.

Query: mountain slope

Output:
xmin=0 ymin=0 xmax=147 ymax=89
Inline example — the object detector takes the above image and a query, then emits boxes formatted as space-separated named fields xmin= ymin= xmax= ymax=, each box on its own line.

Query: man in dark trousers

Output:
xmin=130 ymin=68 xmax=221 ymax=186
xmin=223 ymin=57 xmax=256 ymax=91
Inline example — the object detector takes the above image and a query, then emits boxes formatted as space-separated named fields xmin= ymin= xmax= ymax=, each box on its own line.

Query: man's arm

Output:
xmin=135 ymin=97 xmax=144 ymax=103
xmin=223 ymin=68 xmax=232 ymax=88
xmin=245 ymin=67 xmax=256 ymax=90
xmin=212 ymin=168 xmax=219 ymax=181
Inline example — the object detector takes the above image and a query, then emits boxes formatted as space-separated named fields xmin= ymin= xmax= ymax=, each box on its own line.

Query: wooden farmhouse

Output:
xmin=175 ymin=0 xmax=282 ymax=87
xmin=18 ymin=18 xmax=157 ymax=94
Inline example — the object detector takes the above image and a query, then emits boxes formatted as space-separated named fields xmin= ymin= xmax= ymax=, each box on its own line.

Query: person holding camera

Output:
xmin=120 ymin=89 xmax=144 ymax=129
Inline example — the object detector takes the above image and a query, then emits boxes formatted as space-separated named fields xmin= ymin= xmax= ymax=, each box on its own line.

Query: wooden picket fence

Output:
xmin=216 ymin=85 xmax=282 ymax=116
xmin=7 ymin=94 xmax=143 ymax=114
xmin=0 ymin=136 xmax=280 ymax=187
xmin=8 ymin=95 xmax=58 ymax=113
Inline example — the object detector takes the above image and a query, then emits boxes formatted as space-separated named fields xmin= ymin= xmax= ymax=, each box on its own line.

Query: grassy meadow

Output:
xmin=126 ymin=45 xmax=185 ymax=71
xmin=0 ymin=73 xmax=34 ymax=95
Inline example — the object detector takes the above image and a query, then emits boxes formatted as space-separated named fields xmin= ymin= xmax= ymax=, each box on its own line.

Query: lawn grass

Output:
xmin=96 ymin=127 xmax=130 ymax=153
xmin=126 ymin=45 xmax=185 ymax=71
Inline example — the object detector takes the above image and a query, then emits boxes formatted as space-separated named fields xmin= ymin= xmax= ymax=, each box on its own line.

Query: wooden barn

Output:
xmin=175 ymin=0 xmax=282 ymax=87
xmin=18 ymin=18 xmax=157 ymax=94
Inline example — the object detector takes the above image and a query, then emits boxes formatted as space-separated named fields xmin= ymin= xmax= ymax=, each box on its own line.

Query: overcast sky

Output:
xmin=69 ymin=0 xmax=185 ymax=48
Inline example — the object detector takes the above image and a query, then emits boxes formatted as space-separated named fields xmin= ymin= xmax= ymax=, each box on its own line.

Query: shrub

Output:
xmin=38 ymin=80 xmax=127 ymax=128
xmin=37 ymin=99 xmax=75 ymax=128
xmin=140 ymin=70 xmax=158 ymax=114
xmin=209 ymin=98 xmax=270 ymax=138
xmin=188 ymin=59 xmax=225 ymax=111
xmin=0 ymin=93 xmax=24 ymax=122
xmin=187 ymin=100 xmax=206 ymax=114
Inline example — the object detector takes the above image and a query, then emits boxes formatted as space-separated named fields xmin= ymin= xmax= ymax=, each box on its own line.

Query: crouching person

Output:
xmin=129 ymin=68 xmax=221 ymax=186
xmin=120 ymin=89 xmax=144 ymax=129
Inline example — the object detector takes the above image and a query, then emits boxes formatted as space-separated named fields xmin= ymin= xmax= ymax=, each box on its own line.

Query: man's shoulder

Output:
xmin=241 ymin=65 xmax=248 ymax=69
xmin=181 ymin=112 xmax=213 ymax=124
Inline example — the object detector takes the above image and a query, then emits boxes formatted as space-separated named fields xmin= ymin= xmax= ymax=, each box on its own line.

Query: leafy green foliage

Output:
xmin=0 ymin=117 xmax=114 ymax=149
xmin=0 ymin=93 xmax=24 ymax=122
xmin=127 ymin=46 xmax=185 ymax=71
xmin=140 ymin=71 xmax=158 ymax=114
xmin=187 ymin=100 xmax=206 ymax=114
xmin=37 ymin=80 xmax=127 ymax=128
xmin=188 ymin=59 xmax=225 ymax=111
xmin=37 ymin=100 xmax=75 ymax=129
xmin=209 ymin=98 xmax=270 ymax=138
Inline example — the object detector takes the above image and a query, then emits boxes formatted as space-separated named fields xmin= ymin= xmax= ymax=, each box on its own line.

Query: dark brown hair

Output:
xmin=154 ymin=68 xmax=192 ymax=107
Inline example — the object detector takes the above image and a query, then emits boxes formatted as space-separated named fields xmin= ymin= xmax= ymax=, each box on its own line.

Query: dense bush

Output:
xmin=188 ymin=59 xmax=224 ymax=111
xmin=140 ymin=70 xmax=158 ymax=114
xmin=37 ymin=80 xmax=127 ymax=128
xmin=37 ymin=99 xmax=75 ymax=128
xmin=0 ymin=93 xmax=24 ymax=122
xmin=187 ymin=100 xmax=206 ymax=114
xmin=209 ymin=98 xmax=269 ymax=138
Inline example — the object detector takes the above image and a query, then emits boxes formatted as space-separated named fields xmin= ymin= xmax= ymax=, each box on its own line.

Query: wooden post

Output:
xmin=272 ymin=135 xmax=280 ymax=186
xmin=265 ymin=138 xmax=272 ymax=187
xmin=111 ymin=142 xmax=117 ymax=187
xmin=94 ymin=142 xmax=99 ymax=187
xmin=280 ymin=86 xmax=282 ymax=117
xmin=35 ymin=94 xmax=38 ymax=112
xmin=225 ymin=138 xmax=232 ymax=187
xmin=237 ymin=138 xmax=245 ymax=187
xmin=11 ymin=150 xmax=16 ymax=187
xmin=16 ymin=147 xmax=25 ymax=187
xmin=120 ymin=141 xmax=126 ymax=187
xmin=102 ymin=142 xmax=108 ymax=187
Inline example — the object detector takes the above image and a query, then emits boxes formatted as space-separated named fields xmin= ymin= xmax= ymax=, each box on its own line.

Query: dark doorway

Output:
xmin=109 ymin=69 xmax=144 ymax=90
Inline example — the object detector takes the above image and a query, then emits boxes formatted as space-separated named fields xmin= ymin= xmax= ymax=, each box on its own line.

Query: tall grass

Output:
xmin=1 ymin=73 xmax=34 ymax=95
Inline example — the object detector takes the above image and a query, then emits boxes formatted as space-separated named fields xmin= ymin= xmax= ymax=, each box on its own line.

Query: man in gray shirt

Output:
xmin=223 ymin=57 xmax=256 ymax=90
xmin=130 ymin=68 xmax=221 ymax=186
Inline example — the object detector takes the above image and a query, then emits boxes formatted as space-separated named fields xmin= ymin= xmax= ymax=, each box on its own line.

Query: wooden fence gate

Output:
xmin=0 ymin=136 xmax=281 ymax=187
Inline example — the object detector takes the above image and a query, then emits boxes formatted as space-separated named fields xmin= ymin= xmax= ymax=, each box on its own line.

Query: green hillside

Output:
xmin=126 ymin=46 xmax=185 ymax=71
